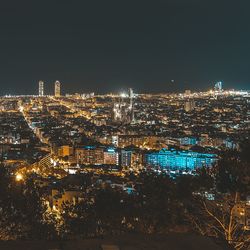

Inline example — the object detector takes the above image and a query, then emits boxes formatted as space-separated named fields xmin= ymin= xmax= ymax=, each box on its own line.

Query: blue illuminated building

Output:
xmin=145 ymin=149 xmax=217 ymax=170
xmin=179 ymin=137 xmax=197 ymax=146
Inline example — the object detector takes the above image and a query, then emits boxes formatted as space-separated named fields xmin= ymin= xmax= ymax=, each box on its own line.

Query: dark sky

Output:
xmin=0 ymin=0 xmax=250 ymax=95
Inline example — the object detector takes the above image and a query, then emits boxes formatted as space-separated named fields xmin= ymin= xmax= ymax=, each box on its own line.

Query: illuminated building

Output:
xmin=118 ymin=135 xmax=145 ymax=148
xmin=112 ymin=88 xmax=134 ymax=123
xmin=120 ymin=149 xmax=132 ymax=167
xmin=113 ymin=102 xmax=129 ymax=123
xmin=129 ymin=88 xmax=134 ymax=122
xmin=57 ymin=145 xmax=74 ymax=157
xmin=103 ymin=147 xmax=119 ymax=165
xmin=214 ymin=81 xmax=223 ymax=92
xmin=184 ymin=99 xmax=195 ymax=112
xmin=118 ymin=135 xmax=161 ymax=149
xmin=76 ymin=146 xmax=104 ymax=165
xmin=120 ymin=148 xmax=143 ymax=169
xmin=54 ymin=80 xmax=61 ymax=97
xmin=129 ymin=88 xmax=134 ymax=100
xmin=145 ymin=149 xmax=217 ymax=170
xmin=179 ymin=137 xmax=197 ymax=146
xmin=39 ymin=81 xmax=44 ymax=96
xmin=112 ymin=136 xmax=118 ymax=147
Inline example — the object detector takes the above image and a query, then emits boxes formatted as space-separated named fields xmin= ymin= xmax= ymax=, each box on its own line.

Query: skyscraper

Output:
xmin=214 ymin=81 xmax=222 ymax=92
xmin=54 ymin=81 xmax=61 ymax=97
xmin=184 ymin=99 xmax=195 ymax=112
xmin=129 ymin=88 xmax=134 ymax=122
xmin=185 ymin=90 xmax=191 ymax=96
xmin=38 ymin=81 xmax=44 ymax=96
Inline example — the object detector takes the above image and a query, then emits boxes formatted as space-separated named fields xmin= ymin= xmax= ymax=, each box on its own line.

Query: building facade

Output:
xmin=145 ymin=149 xmax=217 ymax=170
xmin=103 ymin=147 xmax=119 ymax=165
xmin=54 ymin=80 xmax=61 ymax=97
xmin=76 ymin=146 xmax=104 ymax=165
xmin=39 ymin=81 xmax=44 ymax=96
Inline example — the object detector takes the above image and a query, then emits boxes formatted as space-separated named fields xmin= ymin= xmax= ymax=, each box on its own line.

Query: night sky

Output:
xmin=0 ymin=0 xmax=250 ymax=95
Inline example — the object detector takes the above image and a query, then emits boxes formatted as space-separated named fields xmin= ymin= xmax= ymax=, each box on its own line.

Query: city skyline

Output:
xmin=0 ymin=1 xmax=249 ymax=248
xmin=1 ymin=0 xmax=250 ymax=95
xmin=1 ymin=79 xmax=249 ymax=97
xmin=1 ymin=79 xmax=249 ymax=96
xmin=0 ymin=65 xmax=249 ymax=250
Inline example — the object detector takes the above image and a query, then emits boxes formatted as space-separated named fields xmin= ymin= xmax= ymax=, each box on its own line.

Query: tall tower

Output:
xmin=39 ymin=81 xmax=44 ymax=96
xmin=184 ymin=99 xmax=195 ymax=112
xmin=54 ymin=81 xmax=61 ymax=97
xmin=129 ymin=88 xmax=133 ymax=107
xmin=185 ymin=90 xmax=191 ymax=96
xmin=214 ymin=81 xmax=222 ymax=92
xmin=129 ymin=88 xmax=134 ymax=122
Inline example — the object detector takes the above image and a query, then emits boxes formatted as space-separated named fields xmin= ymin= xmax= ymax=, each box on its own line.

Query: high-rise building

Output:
xmin=121 ymin=149 xmax=133 ymax=168
xmin=185 ymin=90 xmax=191 ymax=96
xmin=184 ymin=99 xmax=195 ymax=112
xmin=103 ymin=147 xmax=119 ymax=165
xmin=129 ymin=88 xmax=134 ymax=122
xmin=113 ymin=88 xmax=135 ymax=124
xmin=39 ymin=81 xmax=44 ymax=96
xmin=129 ymin=88 xmax=133 ymax=102
xmin=214 ymin=81 xmax=222 ymax=92
xmin=54 ymin=81 xmax=61 ymax=97
xmin=75 ymin=146 xmax=104 ymax=165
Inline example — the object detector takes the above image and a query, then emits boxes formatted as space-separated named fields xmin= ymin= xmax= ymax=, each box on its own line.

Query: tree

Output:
xmin=0 ymin=166 xmax=23 ymax=240
xmin=188 ymin=140 xmax=250 ymax=250
xmin=61 ymin=199 xmax=97 ymax=239
xmin=93 ymin=187 xmax=127 ymax=236
xmin=133 ymin=171 xmax=183 ymax=233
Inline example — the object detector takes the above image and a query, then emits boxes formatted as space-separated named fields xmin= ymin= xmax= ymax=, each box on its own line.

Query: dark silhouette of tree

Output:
xmin=62 ymin=199 xmax=95 ymax=239
xmin=0 ymin=166 xmax=20 ymax=240
xmin=133 ymin=172 xmax=182 ymax=233
xmin=93 ymin=187 xmax=127 ymax=235
xmin=0 ymin=168 xmax=58 ymax=240
xmin=188 ymin=140 xmax=250 ymax=250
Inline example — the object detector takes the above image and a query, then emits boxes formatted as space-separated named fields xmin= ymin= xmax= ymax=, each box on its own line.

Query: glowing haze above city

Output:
xmin=0 ymin=0 xmax=250 ymax=95
xmin=0 ymin=1 xmax=249 ymax=249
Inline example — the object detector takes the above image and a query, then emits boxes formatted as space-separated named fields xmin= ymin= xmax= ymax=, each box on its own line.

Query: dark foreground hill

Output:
xmin=0 ymin=233 xmax=232 ymax=250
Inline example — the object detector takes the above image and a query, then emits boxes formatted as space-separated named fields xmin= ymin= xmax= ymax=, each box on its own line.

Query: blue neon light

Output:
xmin=145 ymin=149 xmax=217 ymax=170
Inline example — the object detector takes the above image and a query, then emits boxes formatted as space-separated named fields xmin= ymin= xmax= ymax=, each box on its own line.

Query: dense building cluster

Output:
xmin=0 ymin=87 xmax=249 ymax=248
xmin=1 ymin=89 xmax=249 ymax=171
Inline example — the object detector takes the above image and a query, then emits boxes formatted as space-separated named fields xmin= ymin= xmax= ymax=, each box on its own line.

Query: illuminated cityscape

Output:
xmin=0 ymin=83 xmax=249 ymax=249
xmin=0 ymin=1 xmax=250 ymax=249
